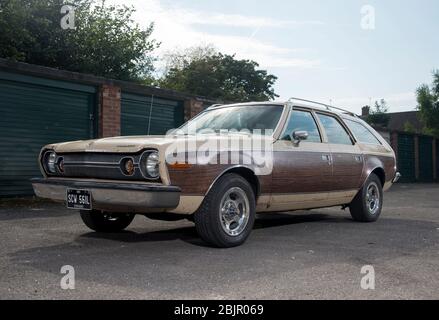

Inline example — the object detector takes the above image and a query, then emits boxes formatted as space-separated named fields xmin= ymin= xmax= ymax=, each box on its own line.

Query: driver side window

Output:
xmin=281 ymin=109 xmax=322 ymax=142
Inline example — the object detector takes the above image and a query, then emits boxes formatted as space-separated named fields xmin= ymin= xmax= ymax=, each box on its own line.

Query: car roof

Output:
xmin=207 ymin=99 xmax=359 ymax=118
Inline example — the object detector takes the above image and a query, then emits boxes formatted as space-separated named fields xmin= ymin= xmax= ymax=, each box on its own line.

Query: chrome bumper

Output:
xmin=393 ymin=172 xmax=402 ymax=183
xmin=31 ymin=178 xmax=181 ymax=213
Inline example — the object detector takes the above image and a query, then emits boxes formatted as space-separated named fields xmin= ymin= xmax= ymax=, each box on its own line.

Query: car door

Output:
xmin=269 ymin=108 xmax=333 ymax=211
xmin=315 ymin=112 xmax=364 ymax=195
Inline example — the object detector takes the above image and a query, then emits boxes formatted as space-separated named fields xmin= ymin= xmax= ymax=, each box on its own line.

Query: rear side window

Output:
xmin=317 ymin=113 xmax=353 ymax=145
xmin=345 ymin=119 xmax=382 ymax=145
xmin=281 ymin=110 xmax=321 ymax=142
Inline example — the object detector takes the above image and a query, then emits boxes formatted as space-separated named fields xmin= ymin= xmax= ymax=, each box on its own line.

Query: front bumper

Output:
xmin=31 ymin=178 xmax=181 ymax=213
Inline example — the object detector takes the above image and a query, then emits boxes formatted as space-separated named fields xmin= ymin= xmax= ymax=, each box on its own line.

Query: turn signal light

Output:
xmin=121 ymin=158 xmax=135 ymax=176
xmin=169 ymin=162 xmax=192 ymax=169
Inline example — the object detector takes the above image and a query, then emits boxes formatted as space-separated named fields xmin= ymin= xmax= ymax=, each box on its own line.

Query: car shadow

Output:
xmin=79 ymin=212 xmax=345 ymax=247
xmin=7 ymin=210 xmax=439 ymax=298
xmin=254 ymin=212 xmax=349 ymax=229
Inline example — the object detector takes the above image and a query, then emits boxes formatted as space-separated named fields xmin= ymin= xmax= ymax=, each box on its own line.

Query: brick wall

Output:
xmin=184 ymin=98 xmax=205 ymax=122
xmin=99 ymin=84 xmax=121 ymax=138
xmin=98 ymin=89 xmax=210 ymax=138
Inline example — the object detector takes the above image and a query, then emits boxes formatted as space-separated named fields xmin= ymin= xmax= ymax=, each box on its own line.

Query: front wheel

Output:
xmin=349 ymin=173 xmax=383 ymax=222
xmin=80 ymin=210 xmax=135 ymax=232
xmin=194 ymin=173 xmax=256 ymax=248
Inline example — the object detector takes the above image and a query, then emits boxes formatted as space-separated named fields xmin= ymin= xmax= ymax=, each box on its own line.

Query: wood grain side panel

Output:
xmin=330 ymin=152 xmax=364 ymax=190
xmin=271 ymin=151 xmax=332 ymax=194
xmin=167 ymin=150 xmax=273 ymax=196
xmin=168 ymin=164 xmax=228 ymax=195
xmin=168 ymin=164 xmax=272 ymax=196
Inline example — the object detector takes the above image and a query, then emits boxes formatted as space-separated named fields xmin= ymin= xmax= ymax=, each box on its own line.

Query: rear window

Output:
xmin=345 ymin=119 xmax=382 ymax=145
xmin=316 ymin=113 xmax=353 ymax=145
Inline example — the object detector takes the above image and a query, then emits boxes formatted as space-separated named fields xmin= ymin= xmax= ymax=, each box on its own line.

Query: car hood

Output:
xmin=46 ymin=134 xmax=275 ymax=154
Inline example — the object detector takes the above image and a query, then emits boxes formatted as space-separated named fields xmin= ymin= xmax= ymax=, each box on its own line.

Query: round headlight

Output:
xmin=145 ymin=152 xmax=160 ymax=179
xmin=45 ymin=151 xmax=57 ymax=174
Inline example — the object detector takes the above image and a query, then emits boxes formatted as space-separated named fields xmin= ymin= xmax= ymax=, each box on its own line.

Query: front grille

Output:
xmin=47 ymin=152 xmax=158 ymax=182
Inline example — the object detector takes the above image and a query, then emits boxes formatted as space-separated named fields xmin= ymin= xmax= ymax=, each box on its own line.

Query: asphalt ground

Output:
xmin=0 ymin=183 xmax=438 ymax=299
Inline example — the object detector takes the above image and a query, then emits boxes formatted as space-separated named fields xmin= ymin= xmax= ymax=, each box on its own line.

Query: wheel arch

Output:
xmin=205 ymin=166 xmax=260 ymax=199
xmin=370 ymin=167 xmax=386 ymax=187
xmin=361 ymin=154 xmax=388 ymax=188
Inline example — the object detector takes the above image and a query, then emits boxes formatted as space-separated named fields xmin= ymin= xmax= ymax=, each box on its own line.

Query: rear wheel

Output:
xmin=80 ymin=210 xmax=135 ymax=232
xmin=194 ymin=173 xmax=256 ymax=248
xmin=349 ymin=173 xmax=383 ymax=222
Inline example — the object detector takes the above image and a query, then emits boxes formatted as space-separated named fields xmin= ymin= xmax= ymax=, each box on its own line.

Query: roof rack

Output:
xmin=287 ymin=97 xmax=358 ymax=117
xmin=206 ymin=104 xmax=224 ymax=110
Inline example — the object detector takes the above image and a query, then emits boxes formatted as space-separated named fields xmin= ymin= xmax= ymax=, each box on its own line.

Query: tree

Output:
xmin=158 ymin=46 xmax=278 ymax=102
xmin=416 ymin=70 xmax=439 ymax=137
xmin=366 ymin=99 xmax=390 ymax=127
xmin=0 ymin=0 xmax=159 ymax=81
xmin=403 ymin=121 xmax=417 ymax=134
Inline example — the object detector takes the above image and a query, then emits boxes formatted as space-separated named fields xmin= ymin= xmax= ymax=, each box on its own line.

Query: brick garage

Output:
xmin=0 ymin=59 xmax=217 ymax=197
xmin=100 ymin=84 xmax=121 ymax=138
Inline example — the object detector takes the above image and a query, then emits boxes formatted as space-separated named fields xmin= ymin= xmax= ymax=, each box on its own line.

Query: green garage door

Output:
xmin=418 ymin=136 xmax=433 ymax=182
xmin=121 ymin=93 xmax=184 ymax=136
xmin=0 ymin=72 xmax=96 ymax=197
xmin=437 ymin=140 xmax=439 ymax=181
xmin=397 ymin=134 xmax=416 ymax=183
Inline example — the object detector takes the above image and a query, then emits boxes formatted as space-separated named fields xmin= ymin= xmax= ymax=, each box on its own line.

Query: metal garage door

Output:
xmin=418 ymin=136 xmax=433 ymax=182
xmin=121 ymin=93 xmax=184 ymax=136
xmin=0 ymin=72 xmax=96 ymax=197
xmin=437 ymin=140 xmax=439 ymax=181
xmin=397 ymin=134 xmax=416 ymax=183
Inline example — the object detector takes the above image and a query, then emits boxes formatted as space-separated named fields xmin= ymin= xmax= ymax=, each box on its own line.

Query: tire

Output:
xmin=194 ymin=173 xmax=256 ymax=248
xmin=349 ymin=173 xmax=383 ymax=222
xmin=80 ymin=210 xmax=135 ymax=232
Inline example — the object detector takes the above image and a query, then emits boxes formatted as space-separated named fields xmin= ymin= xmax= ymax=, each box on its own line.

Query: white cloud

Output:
xmin=305 ymin=92 xmax=417 ymax=114
xmin=106 ymin=0 xmax=321 ymax=69
xmin=179 ymin=12 xmax=324 ymax=29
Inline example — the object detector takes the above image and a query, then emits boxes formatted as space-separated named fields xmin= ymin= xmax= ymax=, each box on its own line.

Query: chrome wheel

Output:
xmin=366 ymin=182 xmax=380 ymax=215
xmin=219 ymin=187 xmax=250 ymax=237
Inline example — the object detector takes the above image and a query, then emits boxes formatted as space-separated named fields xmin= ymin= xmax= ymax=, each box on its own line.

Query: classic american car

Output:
xmin=32 ymin=98 xmax=401 ymax=247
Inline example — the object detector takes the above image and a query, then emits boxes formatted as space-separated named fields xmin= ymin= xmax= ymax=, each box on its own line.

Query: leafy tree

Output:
xmin=159 ymin=46 xmax=278 ymax=102
xmin=366 ymin=99 xmax=390 ymax=127
xmin=0 ymin=0 xmax=159 ymax=81
xmin=403 ymin=121 xmax=417 ymax=134
xmin=416 ymin=70 xmax=439 ymax=137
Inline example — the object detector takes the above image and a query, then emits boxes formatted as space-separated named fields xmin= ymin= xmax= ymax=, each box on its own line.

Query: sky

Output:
xmin=108 ymin=0 xmax=439 ymax=114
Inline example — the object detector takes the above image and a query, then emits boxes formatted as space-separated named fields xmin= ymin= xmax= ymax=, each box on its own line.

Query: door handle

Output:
xmin=322 ymin=154 xmax=332 ymax=165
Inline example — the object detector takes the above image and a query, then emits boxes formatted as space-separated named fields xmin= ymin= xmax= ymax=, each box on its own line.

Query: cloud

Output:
xmin=106 ymin=0 xmax=321 ymax=69
xmin=179 ymin=12 xmax=324 ymax=29
xmin=305 ymin=92 xmax=417 ymax=114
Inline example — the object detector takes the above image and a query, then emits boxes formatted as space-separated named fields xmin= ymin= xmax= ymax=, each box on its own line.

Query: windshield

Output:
xmin=177 ymin=105 xmax=284 ymax=135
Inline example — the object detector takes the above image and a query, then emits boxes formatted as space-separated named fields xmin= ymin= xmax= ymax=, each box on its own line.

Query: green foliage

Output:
xmin=159 ymin=46 xmax=278 ymax=101
xmin=0 ymin=0 xmax=159 ymax=81
xmin=403 ymin=121 xmax=417 ymax=134
xmin=366 ymin=99 xmax=390 ymax=127
xmin=416 ymin=70 xmax=439 ymax=137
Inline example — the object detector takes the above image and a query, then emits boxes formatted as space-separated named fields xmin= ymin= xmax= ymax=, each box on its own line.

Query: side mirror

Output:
xmin=291 ymin=130 xmax=308 ymax=145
